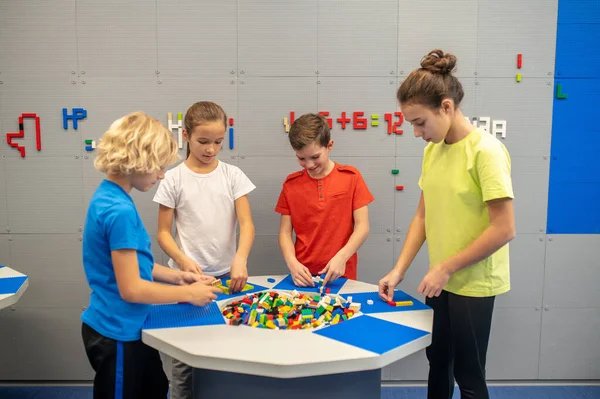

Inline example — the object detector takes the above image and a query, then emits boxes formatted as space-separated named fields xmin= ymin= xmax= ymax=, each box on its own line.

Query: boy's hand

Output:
xmin=289 ymin=261 xmax=314 ymax=287
xmin=188 ymin=282 xmax=222 ymax=306
xmin=229 ymin=255 xmax=248 ymax=294
xmin=319 ymin=254 xmax=346 ymax=286
xmin=178 ymin=256 xmax=204 ymax=275
xmin=378 ymin=269 xmax=404 ymax=302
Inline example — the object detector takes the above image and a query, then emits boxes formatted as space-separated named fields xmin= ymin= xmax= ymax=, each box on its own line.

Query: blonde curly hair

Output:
xmin=94 ymin=112 xmax=179 ymax=175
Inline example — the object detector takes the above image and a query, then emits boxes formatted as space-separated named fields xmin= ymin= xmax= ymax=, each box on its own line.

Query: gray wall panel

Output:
xmin=238 ymin=1 xmax=318 ymax=77
xmin=318 ymin=0 xmax=398 ymax=77
xmin=539 ymin=308 xmax=600 ymax=379
xmin=157 ymin=0 xmax=237 ymax=77
xmin=5 ymin=157 xmax=84 ymax=234
xmin=8 ymin=234 xmax=88 ymax=309
xmin=77 ymin=0 xmax=157 ymax=78
xmin=0 ymin=235 xmax=9 ymax=266
xmin=0 ymin=156 xmax=6 ymax=198
xmin=486 ymin=308 xmax=542 ymax=380
xmin=398 ymin=0 xmax=478 ymax=78
xmin=393 ymin=235 xmax=430 ymax=301
xmin=0 ymin=307 xmax=94 ymax=380
xmin=496 ymin=234 xmax=545 ymax=309
xmin=317 ymin=78 xmax=397 ymax=157
xmin=393 ymin=156 xmax=422 ymax=234
xmin=0 ymin=0 xmax=77 ymax=78
xmin=476 ymin=1 xmax=558 ymax=78
xmin=78 ymin=77 xmax=161 ymax=134
xmin=237 ymin=77 xmax=317 ymax=156
xmin=246 ymin=235 xmax=288 ymax=276
xmin=474 ymin=78 xmax=553 ymax=157
xmin=356 ymin=234 xmax=395 ymax=285
xmin=335 ymin=157 xmax=395 ymax=235
xmin=543 ymin=235 xmax=600 ymax=308
xmin=512 ymin=156 xmax=549 ymax=234
xmin=0 ymin=157 xmax=6 ymax=231
xmin=0 ymin=80 xmax=82 ymax=158
xmin=237 ymin=156 xmax=300 ymax=236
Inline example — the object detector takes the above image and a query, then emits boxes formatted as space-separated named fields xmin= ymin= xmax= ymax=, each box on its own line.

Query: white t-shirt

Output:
xmin=153 ymin=160 xmax=256 ymax=276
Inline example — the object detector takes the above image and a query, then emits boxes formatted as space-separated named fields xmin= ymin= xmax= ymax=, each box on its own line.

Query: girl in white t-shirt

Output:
xmin=153 ymin=101 xmax=256 ymax=399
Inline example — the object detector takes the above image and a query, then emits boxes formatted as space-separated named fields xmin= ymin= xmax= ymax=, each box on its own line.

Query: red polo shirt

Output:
xmin=275 ymin=163 xmax=374 ymax=279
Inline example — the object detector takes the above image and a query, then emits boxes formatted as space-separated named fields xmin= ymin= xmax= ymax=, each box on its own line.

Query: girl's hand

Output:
xmin=418 ymin=264 xmax=452 ymax=298
xmin=378 ymin=270 xmax=405 ymax=302
xmin=178 ymin=256 xmax=204 ymax=275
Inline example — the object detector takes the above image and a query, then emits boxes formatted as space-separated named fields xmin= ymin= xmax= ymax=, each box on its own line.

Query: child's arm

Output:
xmin=320 ymin=205 xmax=371 ymax=285
xmin=379 ymin=192 xmax=427 ymax=301
xmin=418 ymin=197 xmax=515 ymax=298
xmin=230 ymin=195 xmax=254 ymax=293
xmin=157 ymin=204 xmax=203 ymax=274
xmin=152 ymin=263 xmax=216 ymax=286
xmin=279 ymin=215 xmax=314 ymax=287
xmin=112 ymin=249 xmax=221 ymax=305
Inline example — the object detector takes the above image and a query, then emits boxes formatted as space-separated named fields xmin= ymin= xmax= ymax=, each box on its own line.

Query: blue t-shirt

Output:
xmin=81 ymin=180 xmax=154 ymax=341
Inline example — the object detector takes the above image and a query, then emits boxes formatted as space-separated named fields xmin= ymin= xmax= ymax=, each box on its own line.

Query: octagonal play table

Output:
xmin=0 ymin=265 xmax=29 ymax=310
xmin=142 ymin=274 xmax=432 ymax=399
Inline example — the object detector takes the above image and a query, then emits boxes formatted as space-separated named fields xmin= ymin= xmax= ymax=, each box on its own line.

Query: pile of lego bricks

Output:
xmin=220 ymin=290 xmax=361 ymax=330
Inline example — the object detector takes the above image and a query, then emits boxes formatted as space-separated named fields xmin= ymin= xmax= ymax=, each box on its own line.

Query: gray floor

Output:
xmin=0 ymin=385 xmax=599 ymax=398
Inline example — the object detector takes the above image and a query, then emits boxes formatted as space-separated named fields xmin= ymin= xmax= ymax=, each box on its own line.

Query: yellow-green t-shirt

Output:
xmin=418 ymin=128 xmax=514 ymax=297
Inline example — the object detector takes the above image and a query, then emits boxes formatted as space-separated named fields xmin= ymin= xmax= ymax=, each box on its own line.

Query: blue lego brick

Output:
xmin=142 ymin=301 xmax=225 ymax=330
xmin=0 ymin=276 xmax=27 ymax=295
xmin=215 ymin=281 xmax=269 ymax=301
xmin=314 ymin=314 xmax=429 ymax=355
xmin=272 ymin=274 xmax=347 ymax=295
xmin=555 ymin=24 xmax=600 ymax=78
xmin=267 ymin=278 xmax=276 ymax=283
xmin=341 ymin=291 xmax=430 ymax=314
xmin=557 ymin=0 xmax=600 ymax=24
xmin=229 ymin=128 xmax=234 ymax=150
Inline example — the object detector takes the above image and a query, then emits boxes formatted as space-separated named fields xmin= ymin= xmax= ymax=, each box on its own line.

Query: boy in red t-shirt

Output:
xmin=275 ymin=113 xmax=375 ymax=287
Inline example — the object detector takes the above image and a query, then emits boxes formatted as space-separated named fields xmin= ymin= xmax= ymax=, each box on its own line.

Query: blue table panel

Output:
xmin=314 ymin=314 xmax=429 ymax=355
xmin=0 ymin=276 xmax=27 ymax=295
xmin=143 ymin=302 xmax=225 ymax=330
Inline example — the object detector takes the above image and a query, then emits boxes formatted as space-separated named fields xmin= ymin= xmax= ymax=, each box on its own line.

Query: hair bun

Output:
xmin=420 ymin=49 xmax=457 ymax=74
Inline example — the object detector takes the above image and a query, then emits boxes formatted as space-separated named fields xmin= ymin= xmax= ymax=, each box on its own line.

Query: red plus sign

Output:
xmin=337 ymin=112 xmax=351 ymax=129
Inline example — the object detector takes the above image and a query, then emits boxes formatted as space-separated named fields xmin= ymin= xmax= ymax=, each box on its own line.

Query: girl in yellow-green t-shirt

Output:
xmin=379 ymin=49 xmax=515 ymax=399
